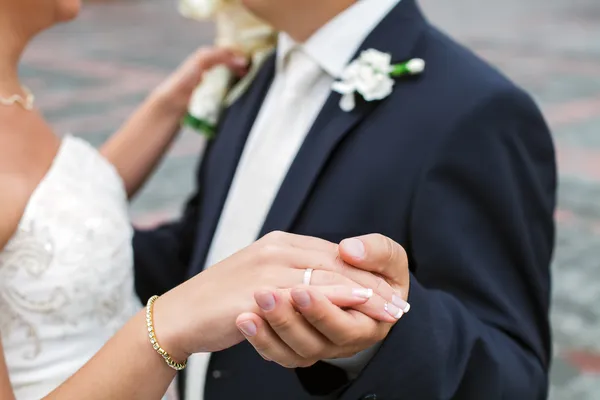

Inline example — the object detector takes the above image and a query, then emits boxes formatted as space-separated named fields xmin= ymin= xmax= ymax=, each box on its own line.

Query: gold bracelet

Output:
xmin=145 ymin=295 xmax=187 ymax=371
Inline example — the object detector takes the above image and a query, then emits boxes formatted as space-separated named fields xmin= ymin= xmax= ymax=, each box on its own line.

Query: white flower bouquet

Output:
xmin=179 ymin=0 xmax=277 ymax=137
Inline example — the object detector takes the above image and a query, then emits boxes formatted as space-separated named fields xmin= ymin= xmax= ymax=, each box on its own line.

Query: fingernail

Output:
xmin=234 ymin=56 xmax=248 ymax=67
xmin=291 ymin=289 xmax=311 ymax=308
xmin=237 ymin=320 xmax=257 ymax=337
xmin=342 ymin=238 xmax=365 ymax=259
xmin=352 ymin=288 xmax=373 ymax=299
xmin=392 ymin=294 xmax=411 ymax=313
xmin=384 ymin=302 xmax=403 ymax=319
xmin=256 ymin=292 xmax=275 ymax=311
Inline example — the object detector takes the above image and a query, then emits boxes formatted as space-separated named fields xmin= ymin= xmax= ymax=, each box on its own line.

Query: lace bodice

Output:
xmin=0 ymin=136 xmax=141 ymax=399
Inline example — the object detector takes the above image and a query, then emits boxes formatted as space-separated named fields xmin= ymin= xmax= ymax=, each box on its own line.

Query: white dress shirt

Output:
xmin=186 ymin=1 xmax=402 ymax=398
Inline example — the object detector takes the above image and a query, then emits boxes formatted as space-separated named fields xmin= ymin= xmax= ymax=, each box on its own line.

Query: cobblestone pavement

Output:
xmin=21 ymin=0 xmax=600 ymax=398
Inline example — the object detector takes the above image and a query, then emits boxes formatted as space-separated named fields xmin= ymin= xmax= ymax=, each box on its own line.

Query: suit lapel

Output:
xmin=189 ymin=55 xmax=276 ymax=275
xmin=260 ymin=0 xmax=426 ymax=235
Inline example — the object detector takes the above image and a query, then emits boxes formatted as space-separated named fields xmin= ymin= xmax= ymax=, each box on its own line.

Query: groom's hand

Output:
xmin=236 ymin=234 xmax=410 ymax=368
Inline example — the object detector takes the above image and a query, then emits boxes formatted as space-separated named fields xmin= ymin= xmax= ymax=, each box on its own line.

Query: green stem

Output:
xmin=181 ymin=113 xmax=216 ymax=139
xmin=390 ymin=63 xmax=410 ymax=77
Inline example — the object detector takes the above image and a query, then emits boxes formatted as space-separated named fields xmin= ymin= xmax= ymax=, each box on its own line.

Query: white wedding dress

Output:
xmin=0 ymin=135 xmax=141 ymax=399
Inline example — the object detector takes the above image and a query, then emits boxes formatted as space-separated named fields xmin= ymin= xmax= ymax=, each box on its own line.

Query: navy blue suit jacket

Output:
xmin=134 ymin=1 xmax=556 ymax=398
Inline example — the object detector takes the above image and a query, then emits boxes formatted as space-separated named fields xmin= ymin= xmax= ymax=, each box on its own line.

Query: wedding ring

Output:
xmin=303 ymin=268 xmax=314 ymax=286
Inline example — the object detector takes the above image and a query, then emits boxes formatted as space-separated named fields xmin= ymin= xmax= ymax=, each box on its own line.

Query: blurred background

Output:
xmin=20 ymin=0 xmax=600 ymax=398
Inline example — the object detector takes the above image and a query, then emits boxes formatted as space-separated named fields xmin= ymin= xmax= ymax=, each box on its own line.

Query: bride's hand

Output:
xmin=149 ymin=231 xmax=396 ymax=362
xmin=237 ymin=234 xmax=411 ymax=368
xmin=151 ymin=47 xmax=248 ymax=115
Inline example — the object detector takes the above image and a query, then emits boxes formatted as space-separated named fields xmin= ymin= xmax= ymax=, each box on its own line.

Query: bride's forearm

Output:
xmin=46 ymin=310 xmax=178 ymax=400
xmin=100 ymin=92 xmax=184 ymax=199
xmin=100 ymin=47 xmax=247 ymax=199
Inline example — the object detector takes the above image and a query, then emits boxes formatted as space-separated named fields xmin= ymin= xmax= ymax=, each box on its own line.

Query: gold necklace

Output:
xmin=0 ymin=87 xmax=35 ymax=110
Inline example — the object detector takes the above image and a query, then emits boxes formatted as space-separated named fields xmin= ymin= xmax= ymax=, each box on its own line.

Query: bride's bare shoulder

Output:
xmin=0 ymin=173 xmax=30 ymax=251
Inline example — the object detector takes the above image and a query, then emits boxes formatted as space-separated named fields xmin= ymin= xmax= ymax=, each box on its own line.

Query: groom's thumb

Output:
xmin=338 ymin=234 xmax=409 ymax=285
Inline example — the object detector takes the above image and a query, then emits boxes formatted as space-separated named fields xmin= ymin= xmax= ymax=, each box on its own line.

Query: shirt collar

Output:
xmin=276 ymin=0 xmax=402 ymax=78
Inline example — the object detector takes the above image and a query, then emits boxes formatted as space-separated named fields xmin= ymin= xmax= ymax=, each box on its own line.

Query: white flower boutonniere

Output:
xmin=178 ymin=0 xmax=277 ymax=138
xmin=332 ymin=49 xmax=425 ymax=112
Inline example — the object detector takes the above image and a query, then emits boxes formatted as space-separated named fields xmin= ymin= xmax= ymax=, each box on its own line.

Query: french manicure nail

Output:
xmin=234 ymin=56 xmax=248 ymax=67
xmin=392 ymin=294 xmax=411 ymax=313
xmin=238 ymin=320 xmax=257 ymax=337
xmin=352 ymin=288 xmax=373 ymax=299
xmin=342 ymin=238 xmax=365 ymax=259
xmin=256 ymin=292 xmax=276 ymax=311
xmin=291 ymin=290 xmax=311 ymax=308
xmin=384 ymin=302 xmax=403 ymax=319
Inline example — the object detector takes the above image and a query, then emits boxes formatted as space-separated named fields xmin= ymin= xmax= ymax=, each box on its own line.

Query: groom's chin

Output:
xmin=240 ymin=0 xmax=268 ymax=15
xmin=240 ymin=0 xmax=290 ymax=24
xmin=55 ymin=0 xmax=81 ymax=23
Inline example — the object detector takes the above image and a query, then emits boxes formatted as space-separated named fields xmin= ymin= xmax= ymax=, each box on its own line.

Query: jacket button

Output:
xmin=211 ymin=370 xmax=223 ymax=379
xmin=361 ymin=395 xmax=378 ymax=400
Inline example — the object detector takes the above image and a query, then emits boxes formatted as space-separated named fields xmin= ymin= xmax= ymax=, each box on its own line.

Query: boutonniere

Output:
xmin=332 ymin=49 xmax=425 ymax=112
